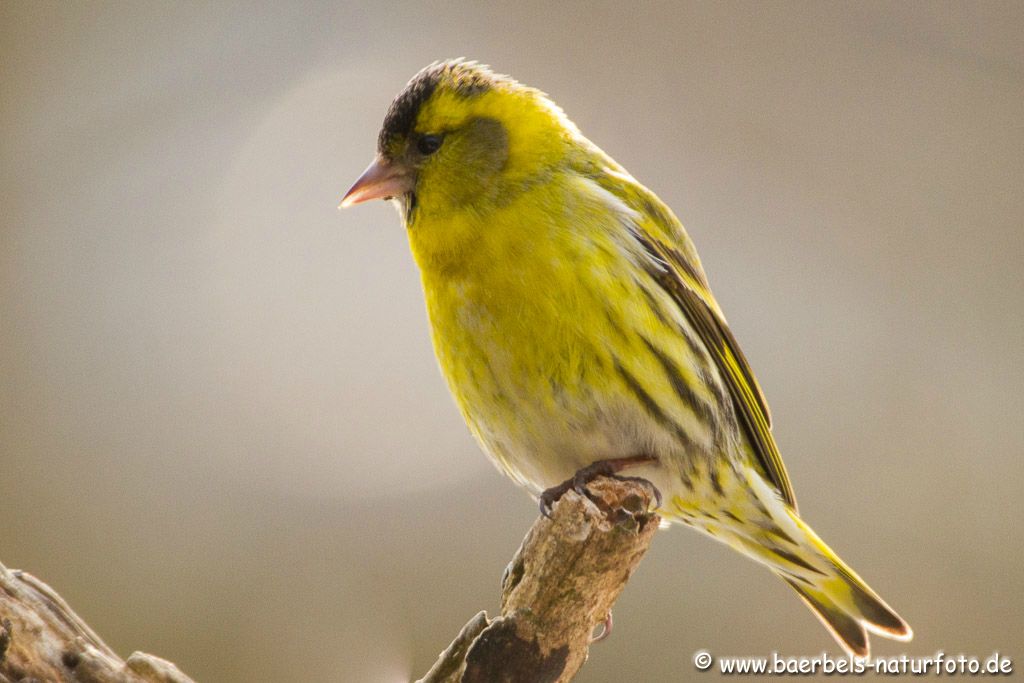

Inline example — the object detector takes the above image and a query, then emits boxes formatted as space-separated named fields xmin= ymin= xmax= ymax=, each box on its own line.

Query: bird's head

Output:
xmin=341 ymin=60 xmax=579 ymax=219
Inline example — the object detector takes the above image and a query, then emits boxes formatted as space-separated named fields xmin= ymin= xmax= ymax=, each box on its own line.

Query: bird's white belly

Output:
xmin=457 ymin=368 xmax=686 ymax=496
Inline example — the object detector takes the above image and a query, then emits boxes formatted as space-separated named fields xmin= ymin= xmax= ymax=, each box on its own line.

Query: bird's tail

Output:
xmin=670 ymin=465 xmax=912 ymax=657
xmin=776 ymin=513 xmax=913 ymax=657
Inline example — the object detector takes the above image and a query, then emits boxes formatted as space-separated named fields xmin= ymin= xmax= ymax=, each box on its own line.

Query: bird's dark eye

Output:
xmin=417 ymin=134 xmax=444 ymax=156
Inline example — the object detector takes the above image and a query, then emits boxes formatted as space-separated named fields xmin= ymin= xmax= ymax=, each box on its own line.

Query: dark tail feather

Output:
xmin=835 ymin=563 xmax=912 ymax=640
xmin=784 ymin=578 xmax=869 ymax=657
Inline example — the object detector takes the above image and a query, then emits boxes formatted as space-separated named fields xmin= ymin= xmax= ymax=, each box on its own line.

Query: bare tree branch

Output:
xmin=0 ymin=562 xmax=194 ymax=683
xmin=1 ymin=476 xmax=655 ymax=683
xmin=417 ymin=476 xmax=660 ymax=683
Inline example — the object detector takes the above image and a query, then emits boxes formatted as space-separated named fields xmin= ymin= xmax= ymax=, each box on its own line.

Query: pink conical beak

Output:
xmin=339 ymin=156 xmax=415 ymax=208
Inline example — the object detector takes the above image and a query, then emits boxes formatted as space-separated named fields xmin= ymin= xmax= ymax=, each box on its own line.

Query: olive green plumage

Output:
xmin=343 ymin=59 xmax=911 ymax=657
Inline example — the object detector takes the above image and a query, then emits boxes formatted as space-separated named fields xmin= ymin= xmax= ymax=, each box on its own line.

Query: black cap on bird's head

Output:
xmin=340 ymin=60 xmax=511 ymax=208
xmin=377 ymin=60 xmax=496 ymax=156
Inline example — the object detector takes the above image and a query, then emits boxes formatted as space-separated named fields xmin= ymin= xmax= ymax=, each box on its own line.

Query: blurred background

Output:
xmin=2 ymin=1 xmax=1022 ymax=680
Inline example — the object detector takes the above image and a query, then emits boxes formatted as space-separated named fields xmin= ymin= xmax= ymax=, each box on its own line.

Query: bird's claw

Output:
xmin=572 ymin=469 xmax=605 ymax=507
xmin=538 ymin=456 xmax=662 ymax=518
xmin=591 ymin=610 xmax=614 ymax=643
xmin=539 ymin=480 xmax=573 ymax=518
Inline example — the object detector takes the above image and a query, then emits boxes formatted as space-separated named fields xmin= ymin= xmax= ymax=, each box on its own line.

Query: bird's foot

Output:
xmin=538 ymin=455 xmax=661 ymax=518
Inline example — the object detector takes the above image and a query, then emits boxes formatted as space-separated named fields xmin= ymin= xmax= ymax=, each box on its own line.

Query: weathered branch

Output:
xmin=0 ymin=561 xmax=195 ymax=683
xmin=418 ymin=476 xmax=660 ymax=683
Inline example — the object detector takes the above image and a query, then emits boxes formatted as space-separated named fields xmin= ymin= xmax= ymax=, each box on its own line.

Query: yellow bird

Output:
xmin=342 ymin=59 xmax=911 ymax=657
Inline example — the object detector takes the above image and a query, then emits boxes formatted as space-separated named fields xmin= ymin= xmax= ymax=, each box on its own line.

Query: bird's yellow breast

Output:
xmin=407 ymin=173 xmax=718 ymax=488
xmin=410 ymin=176 xmax=610 ymax=479
xmin=413 ymin=176 xmax=611 ymax=400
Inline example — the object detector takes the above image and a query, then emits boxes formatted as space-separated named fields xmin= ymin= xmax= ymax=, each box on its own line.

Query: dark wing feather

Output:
xmin=634 ymin=228 xmax=797 ymax=509
xmin=594 ymin=166 xmax=798 ymax=509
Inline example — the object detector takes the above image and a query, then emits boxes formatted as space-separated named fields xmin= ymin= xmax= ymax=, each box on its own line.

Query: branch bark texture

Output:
xmin=0 ymin=561 xmax=194 ymax=683
xmin=418 ymin=476 xmax=660 ymax=683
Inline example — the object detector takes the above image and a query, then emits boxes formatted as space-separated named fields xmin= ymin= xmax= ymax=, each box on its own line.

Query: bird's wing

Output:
xmin=598 ymin=169 xmax=798 ymax=509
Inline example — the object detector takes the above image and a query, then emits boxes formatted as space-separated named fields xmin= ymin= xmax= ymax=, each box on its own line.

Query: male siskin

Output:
xmin=342 ymin=60 xmax=911 ymax=657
